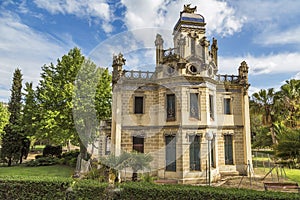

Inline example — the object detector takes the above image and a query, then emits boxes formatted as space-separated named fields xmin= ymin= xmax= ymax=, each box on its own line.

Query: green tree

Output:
xmin=22 ymin=82 xmax=37 ymax=138
xmin=251 ymin=88 xmax=278 ymax=144
xmin=276 ymin=79 xmax=300 ymax=128
xmin=275 ymin=128 xmax=300 ymax=162
xmin=1 ymin=69 xmax=23 ymax=166
xmin=36 ymin=47 xmax=112 ymax=166
xmin=0 ymin=102 xmax=10 ymax=136
xmin=73 ymin=59 xmax=102 ymax=160
xmin=36 ymin=48 xmax=84 ymax=145
xmin=95 ymin=68 xmax=112 ymax=121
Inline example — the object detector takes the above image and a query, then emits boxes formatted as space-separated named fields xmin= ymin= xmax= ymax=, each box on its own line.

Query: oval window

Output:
xmin=189 ymin=65 xmax=197 ymax=73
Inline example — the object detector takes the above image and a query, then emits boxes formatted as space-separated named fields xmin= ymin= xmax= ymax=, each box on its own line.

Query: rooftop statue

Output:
xmin=182 ymin=4 xmax=197 ymax=14
xmin=113 ymin=53 xmax=126 ymax=66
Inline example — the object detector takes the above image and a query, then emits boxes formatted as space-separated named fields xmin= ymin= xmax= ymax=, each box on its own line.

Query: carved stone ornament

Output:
xmin=113 ymin=53 xmax=126 ymax=66
xmin=182 ymin=4 xmax=197 ymax=14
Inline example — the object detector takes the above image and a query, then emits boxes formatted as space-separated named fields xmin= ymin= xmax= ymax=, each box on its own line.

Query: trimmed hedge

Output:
xmin=0 ymin=176 xmax=108 ymax=199
xmin=0 ymin=177 xmax=299 ymax=199
xmin=120 ymin=182 xmax=300 ymax=200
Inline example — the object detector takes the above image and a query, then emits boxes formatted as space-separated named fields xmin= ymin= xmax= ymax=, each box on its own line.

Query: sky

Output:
xmin=0 ymin=0 xmax=300 ymax=102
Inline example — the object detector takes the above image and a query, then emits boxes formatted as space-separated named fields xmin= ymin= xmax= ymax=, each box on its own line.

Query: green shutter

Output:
xmin=190 ymin=93 xmax=199 ymax=118
xmin=166 ymin=135 xmax=176 ymax=171
xmin=189 ymin=135 xmax=200 ymax=171
xmin=224 ymin=135 xmax=233 ymax=165
xmin=166 ymin=94 xmax=176 ymax=121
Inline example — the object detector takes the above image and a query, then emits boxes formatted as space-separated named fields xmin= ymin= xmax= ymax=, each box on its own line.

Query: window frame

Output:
xmin=189 ymin=135 xmax=201 ymax=171
xmin=190 ymin=93 xmax=200 ymax=119
xmin=224 ymin=135 xmax=234 ymax=165
xmin=133 ymin=136 xmax=144 ymax=153
xmin=134 ymin=96 xmax=144 ymax=114
xmin=165 ymin=135 xmax=176 ymax=171
xmin=209 ymin=94 xmax=214 ymax=120
xmin=166 ymin=93 xmax=176 ymax=121
xmin=105 ymin=136 xmax=111 ymax=155
xmin=224 ymin=98 xmax=232 ymax=115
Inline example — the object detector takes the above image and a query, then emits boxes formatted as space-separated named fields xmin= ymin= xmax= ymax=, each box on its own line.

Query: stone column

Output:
xmin=155 ymin=34 xmax=164 ymax=66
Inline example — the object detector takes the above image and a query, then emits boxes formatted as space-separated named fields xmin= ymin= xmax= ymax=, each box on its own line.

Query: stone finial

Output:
xmin=155 ymin=34 xmax=164 ymax=46
xmin=113 ymin=53 xmax=126 ymax=66
xmin=112 ymin=53 xmax=126 ymax=87
xmin=182 ymin=4 xmax=197 ymax=14
xmin=238 ymin=61 xmax=250 ymax=93
xmin=211 ymin=38 xmax=218 ymax=66
xmin=200 ymin=36 xmax=210 ymax=47
xmin=239 ymin=61 xmax=248 ymax=76
xmin=155 ymin=34 xmax=164 ymax=66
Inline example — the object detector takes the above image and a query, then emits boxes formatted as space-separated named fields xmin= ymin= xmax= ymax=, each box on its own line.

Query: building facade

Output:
xmin=109 ymin=5 xmax=252 ymax=184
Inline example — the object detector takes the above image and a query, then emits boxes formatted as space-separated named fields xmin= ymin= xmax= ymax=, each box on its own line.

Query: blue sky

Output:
xmin=0 ymin=0 xmax=299 ymax=102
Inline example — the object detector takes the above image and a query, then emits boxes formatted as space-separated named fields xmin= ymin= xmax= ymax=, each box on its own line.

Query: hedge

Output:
xmin=0 ymin=176 xmax=108 ymax=199
xmin=0 ymin=176 xmax=299 ymax=199
xmin=120 ymin=182 xmax=300 ymax=200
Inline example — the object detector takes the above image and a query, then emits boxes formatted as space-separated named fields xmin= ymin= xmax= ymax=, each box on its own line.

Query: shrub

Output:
xmin=60 ymin=150 xmax=80 ymax=167
xmin=119 ymin=182 xmax=300 ymax=200
xmin=0 ymin=177 xmax=299 ymax=199
xmin=25 ymin=156 xmax=60 ymax=167
xmin=83 ymin=164 xmax=109 ymax=182
xmin=0 ymin=176 xmax=108 ymax=199
xmin=43 ymin=145 xmax=62 ymax=157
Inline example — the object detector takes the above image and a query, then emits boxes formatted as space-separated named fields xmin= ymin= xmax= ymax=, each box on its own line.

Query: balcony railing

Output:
xmin=123 ymin=70 xmax=155 ymax=80
xmin=216 ymin=74 xmax=239 ymax=83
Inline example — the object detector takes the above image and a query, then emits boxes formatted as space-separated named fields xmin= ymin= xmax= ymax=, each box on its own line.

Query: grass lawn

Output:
xmin=0 ymin=165 xmax=74 ymax=178
xmin=254 ymin=167 xmax=300 ymax=184
xmin=285 ymin=168 xmax=300 ymax=183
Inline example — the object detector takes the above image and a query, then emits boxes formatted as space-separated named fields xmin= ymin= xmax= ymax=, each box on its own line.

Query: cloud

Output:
xmin=291 ymin=72 xmax=300 ymax=80
xmin=229 ymin=0 xmax=300 ymax=24
xmin=0 ymin=11 xmax=75 ymax=102
xmin=255 ymin=26 xmax=300 ymax=46
xmin=248 ymin=86 xmax=261 ymax=96
xmin=219 ymin=52 xmax=300 ymax=75
xmin=33 ymin=0 xmax=113 ymax=32
xmin=120 ymin=0 xmax=245 ymax=47
xmin=227 ymin=0 xmax=300 ymax=46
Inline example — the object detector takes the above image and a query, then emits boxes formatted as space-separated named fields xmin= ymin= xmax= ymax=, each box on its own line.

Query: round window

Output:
xmin=189 ymin=65 xmax=197 ymax=73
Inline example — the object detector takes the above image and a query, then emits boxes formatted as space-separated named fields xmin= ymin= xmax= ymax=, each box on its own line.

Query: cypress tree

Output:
xmin=1 ymin=68 xmax=23 ymax=166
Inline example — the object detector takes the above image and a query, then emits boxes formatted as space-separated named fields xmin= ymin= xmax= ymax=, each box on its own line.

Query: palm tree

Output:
xmin=100 ymin=151 xmax=153 ymax=182
xmin=252 ymin=88 xmax=278 ymax=144
xmin=128 ymin=152 xmax=153 ymax=181
xmin=276 ymin=79 xmax=300 ymax=128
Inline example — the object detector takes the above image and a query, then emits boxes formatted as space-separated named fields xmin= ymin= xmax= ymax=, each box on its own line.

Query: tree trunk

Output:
xmin=132 ymin=171 xmax=138 ymax=181
xmin=8 ymin=158 xmax=12 ymax=167
xmin=79 ymin=140 xmax=88 ymax=160
xmin=270 ymin=126 xmax=278 ymax=144
xmin=67 ymin=140 xmax=71 ymax=152
xmin=19 ymin=153 xmax=23 ymax=164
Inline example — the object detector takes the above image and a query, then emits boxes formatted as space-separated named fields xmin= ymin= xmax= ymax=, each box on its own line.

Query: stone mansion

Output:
xmin=100 ymin=5 xmax=252 ymax=184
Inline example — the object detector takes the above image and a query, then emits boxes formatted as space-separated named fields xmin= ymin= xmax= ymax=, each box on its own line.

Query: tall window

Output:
xmin=134 ymin=96 xmax=144 ymax=114
xmin=224 ymin=135 xmax=233 ymax=165
xmin=211 ymin=136 xmax=215 ymax=167
xmin=191 ymin=37 xmax=196 ymax=55
xmin=133 ymin=136 xmax=144 ymax=153
xmin=224 ymin=98 xmax=231 ymax=114
xmin=165 ymin=135 xmax=176 ymax=171
xmin=209 ymin=94 xmax=214 ymax=120
xmin=166 ymin=94 xmax=176 ymax=121
xmin=189 ymin=135 xmax=200 ymax=171
xmin=190 ymin=93 xmax=199 ymax=119
xmin=105 ymin=136 xmax=111 ymax=155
